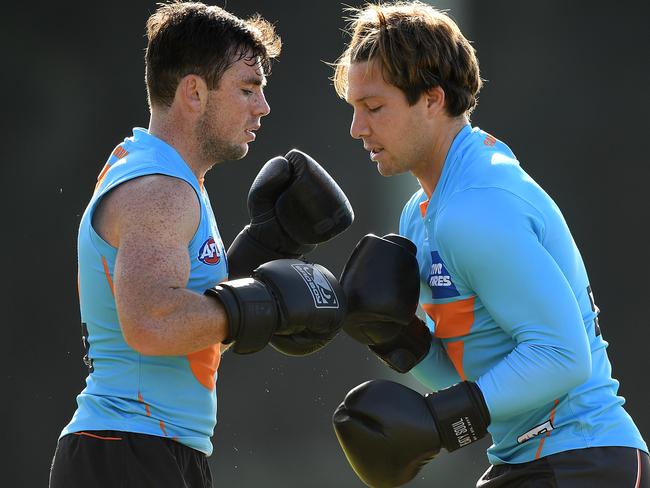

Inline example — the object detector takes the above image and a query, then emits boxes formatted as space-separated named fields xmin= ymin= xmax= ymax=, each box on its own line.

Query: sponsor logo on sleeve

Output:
xmin=428 ymin=251 xmax=460 ymax=299
xmin=517 ymin=419 xmax=554 ymax=444
xmin=198 ymin=237 xmax=221 ymax=265
xmin=291 ymin=264 xmax=339 ymax=309
xmin=483 ymin=133 xmax=497 ymax=146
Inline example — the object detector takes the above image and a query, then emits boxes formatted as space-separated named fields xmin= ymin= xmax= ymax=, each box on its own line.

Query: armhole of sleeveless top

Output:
xmin=87 ymin=169 xmax=204 ymax=255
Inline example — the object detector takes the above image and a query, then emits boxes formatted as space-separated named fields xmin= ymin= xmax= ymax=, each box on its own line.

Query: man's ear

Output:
xmin=176 ymin=74 xmax=209 ymax=116
xmin=424 ymin=85 xmax=446 ymax=117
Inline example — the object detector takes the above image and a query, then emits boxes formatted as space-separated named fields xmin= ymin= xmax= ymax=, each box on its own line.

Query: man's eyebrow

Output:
xmin=346 ymin=94 xmax=381 ymax=105
xmin=243 ymin=76 xmax=267 ymax=87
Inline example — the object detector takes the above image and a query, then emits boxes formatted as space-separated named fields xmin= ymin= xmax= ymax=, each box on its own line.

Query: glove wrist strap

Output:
xmin=205 ymin=278 xmax=279 ymax=354
xmin=424 ymin=381 xmax=490 ymax=452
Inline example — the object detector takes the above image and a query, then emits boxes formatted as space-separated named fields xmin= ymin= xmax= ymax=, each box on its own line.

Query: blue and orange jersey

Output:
xmin=61 ymin=128 xmax=228 ymax=455
xmin=400 ymin=125 xmax=647 ymax=464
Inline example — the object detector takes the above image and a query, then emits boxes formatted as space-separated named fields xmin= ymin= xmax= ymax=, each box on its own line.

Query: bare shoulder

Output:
xmin=94 ymin=174 xmax=200 ymax=247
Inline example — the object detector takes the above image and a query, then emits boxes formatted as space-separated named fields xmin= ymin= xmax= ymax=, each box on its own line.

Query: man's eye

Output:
xmin=368 ymin=105 xmax=382 ymax=113
xmin=242 ymin=89 xmax=253 ymax=95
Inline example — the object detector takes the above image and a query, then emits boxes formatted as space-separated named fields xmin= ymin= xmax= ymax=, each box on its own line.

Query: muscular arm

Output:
xmin=94 ymin=174 xmax=229 ymax=356
xmin=437 ymin=188 xmax=591 ymax=421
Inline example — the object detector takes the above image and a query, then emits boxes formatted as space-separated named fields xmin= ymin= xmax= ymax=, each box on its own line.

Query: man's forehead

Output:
xmin=226 ymin=56 xmax=267 ymax=85
xmin=346 ymin=62 xmax=387 ymax=103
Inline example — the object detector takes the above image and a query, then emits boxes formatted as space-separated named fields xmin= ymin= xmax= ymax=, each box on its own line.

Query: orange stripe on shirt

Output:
xmin=112 ymin=145 xmax=128 ymax=160
xmin=138 ymin=391 xmax=151 ymax=417
xmin=93 ymin=146 xmax=128 ymax=194
xmin=93 ymin=163 xmax=112 ymax=194
xmin=137 ymin=392 xmax=168 ymax=437
xmin=419 ymin=199 xmax=430 ymax=218
xmin=445 ymin=341 xmax=467 ymax=381
xmin=187 ymin=345 xmax=221 ymax=390
xmin=534 ymin=399 xmax=560 ymax=459
xmin=74 ymin=431 xmax=122 ymax=441
xmin=422 ymin=298 xmax=475 ymax=379
xmin=422 ymin=297 xmax=475 ymax=339
xmin=101 ymin=255 xmax=114 ymax=296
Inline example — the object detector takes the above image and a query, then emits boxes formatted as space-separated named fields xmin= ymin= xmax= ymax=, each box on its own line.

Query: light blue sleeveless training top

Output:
xmin=61 ymin=128 xmax=227 ymax=455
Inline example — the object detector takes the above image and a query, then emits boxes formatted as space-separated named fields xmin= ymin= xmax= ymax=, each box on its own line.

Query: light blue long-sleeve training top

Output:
xmin=400 ymin=125 xmax=646 ymax=464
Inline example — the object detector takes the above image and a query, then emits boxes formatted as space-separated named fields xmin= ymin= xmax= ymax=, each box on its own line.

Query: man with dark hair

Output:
xmin=331 ymin=2 xmax=648 ymax=487
xmin=49 ymin=3 xmax=353 ymax=487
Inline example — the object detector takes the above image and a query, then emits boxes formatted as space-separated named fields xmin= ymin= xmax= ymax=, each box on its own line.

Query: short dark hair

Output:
xmin=145 ymin=1 xmax=281 ymax=107
xmin=334 ymin=1 xmax=481 ymax=117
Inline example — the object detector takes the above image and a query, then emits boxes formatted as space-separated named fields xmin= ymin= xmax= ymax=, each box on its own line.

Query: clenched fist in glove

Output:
xmin=340 ymin=233 xmax=431 ymax=372
xmin=227 ymin=149 xmax=353 ymax=279
xmin=333 ymin=379 xmax=490 ymax=488
xmin=206 ymin=259 xmax=346 ymax=356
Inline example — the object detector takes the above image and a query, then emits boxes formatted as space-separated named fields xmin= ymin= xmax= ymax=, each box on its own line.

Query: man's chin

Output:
xmin=218 ymin=143 xmax=248 ymax=162
xmin=376 ymin=162 xmax=397 ymax=177
xmin=233 ymin=143 xmax=249 ymax=160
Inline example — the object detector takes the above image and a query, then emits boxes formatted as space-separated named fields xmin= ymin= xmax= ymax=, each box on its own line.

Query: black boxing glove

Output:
xmin=333 ymin=379 xmax=490 ymax=488
xmin=267 ymin=261 xmax=345 ymax=356
xmin=206 ymin=259 xmax=346 ymax=355
xmin=340 ymin=234 xmax=431 ymax=373
xmin=227 ymin=149 xmax=354 ymax=279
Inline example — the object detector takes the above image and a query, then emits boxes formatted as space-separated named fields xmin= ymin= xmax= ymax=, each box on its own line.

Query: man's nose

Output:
xmin=350 ymin=110 xmax=369 ymax=139
xmin=257 ymin=91 xmax=271 ymax=117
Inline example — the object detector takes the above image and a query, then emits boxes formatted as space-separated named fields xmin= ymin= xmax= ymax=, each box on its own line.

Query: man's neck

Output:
xmin=412 ymin=116 xmax=468 ymax=198
xmin=148 ymin=111 xmax=210 ymax=181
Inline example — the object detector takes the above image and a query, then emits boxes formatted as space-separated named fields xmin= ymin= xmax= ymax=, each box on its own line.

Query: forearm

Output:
xmin=118 ymin=287 xmax=229 ymax=356
xmin=437 ymin=190 xmax=593 ymax=422
xmin=410 ymin=336 xmax=461 ymax=391
xmin=477 ymin=340 xmax=591 ymax=421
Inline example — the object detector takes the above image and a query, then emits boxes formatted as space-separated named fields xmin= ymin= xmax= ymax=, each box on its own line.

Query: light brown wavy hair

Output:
xmin=145 ymin=1 xmax=281 ymax=108
xmin=333 ymin=1 xmax=481 ymax=117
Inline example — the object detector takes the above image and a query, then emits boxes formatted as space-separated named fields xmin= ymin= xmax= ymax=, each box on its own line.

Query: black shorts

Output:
xmin=477 ymin=446 xmax=649 ymax=488
xmin=49 ymin=430 xmax=212 ymax=488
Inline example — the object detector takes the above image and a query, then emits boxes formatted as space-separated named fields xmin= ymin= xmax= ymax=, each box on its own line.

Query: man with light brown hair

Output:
xmin=49 ymin=2 xmax=353 ymax=487
xmin=331 ymin=2 xmax=649 ymax=487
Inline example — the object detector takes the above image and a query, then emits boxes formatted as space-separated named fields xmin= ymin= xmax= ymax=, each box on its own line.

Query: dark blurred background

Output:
xmin=2 ymin=0 xmax=649 ymax=486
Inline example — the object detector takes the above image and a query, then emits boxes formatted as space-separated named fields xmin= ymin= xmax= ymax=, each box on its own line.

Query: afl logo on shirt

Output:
xmin=198 ymin=237 xmax=221 ymax=265
xmin=428 ymin=251 xmax=460 ymax=299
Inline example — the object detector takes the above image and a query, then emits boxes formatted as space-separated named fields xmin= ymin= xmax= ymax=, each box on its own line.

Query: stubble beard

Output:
xmin=196 ymin=110 xmax=247 ymax=165
xmin=376 ymin=155 xmax=400 ymax=177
